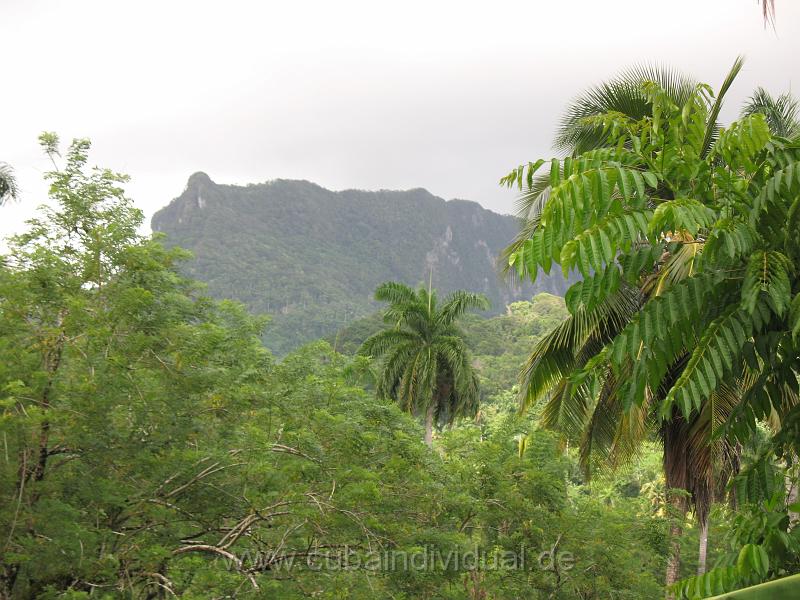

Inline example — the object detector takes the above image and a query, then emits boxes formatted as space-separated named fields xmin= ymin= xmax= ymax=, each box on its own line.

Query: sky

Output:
xmin=1 ymin=0 xmax=798 ymax=240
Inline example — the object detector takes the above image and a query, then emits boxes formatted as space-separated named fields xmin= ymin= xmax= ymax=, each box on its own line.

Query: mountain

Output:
xmin=151 ymin=173 xmax=571 ymax=354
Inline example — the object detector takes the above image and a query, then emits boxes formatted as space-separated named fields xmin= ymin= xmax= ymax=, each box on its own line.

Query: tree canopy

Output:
xmin=502 ymin=64 xmax=800 ymax=596
xmin=3 ymin=53 xmax=800 ymax=599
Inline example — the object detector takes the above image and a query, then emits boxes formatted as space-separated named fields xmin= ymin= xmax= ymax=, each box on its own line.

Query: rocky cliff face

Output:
xmin=152 ymin=173 xmax=571 ymax=354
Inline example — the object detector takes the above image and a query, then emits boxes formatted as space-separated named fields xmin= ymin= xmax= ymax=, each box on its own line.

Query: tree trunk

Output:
xmin=665 ymin=520 xmax=683 ymax=596
xmin=424 ymin=402 xmax=435 ymax=447
xmin=665 ymin=494 xmax=687 ymax=597
xmin=787 ymin=452 xmax=799 ymax=530
xmin=697 ymin=515 xmax=709 ymax=576
xmin=662 ymin=413 xmax=691 ymax=598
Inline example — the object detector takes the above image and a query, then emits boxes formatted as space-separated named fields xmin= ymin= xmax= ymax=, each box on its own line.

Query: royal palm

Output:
xmin=359 ymin=281 xmax=488 ymax=446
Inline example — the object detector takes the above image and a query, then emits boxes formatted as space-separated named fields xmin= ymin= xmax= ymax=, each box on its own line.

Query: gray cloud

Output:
xmin=2 ymin=0 xmax=798 ymax=239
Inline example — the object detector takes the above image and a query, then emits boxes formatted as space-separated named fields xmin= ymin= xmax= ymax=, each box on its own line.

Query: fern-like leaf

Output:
xmin=664 ymin=306 xmax=752 ymax=418
xmin=741 ymin=250 xmax=793 ymax=316
xmin=649 ymin=198 xmax=717 ymax=239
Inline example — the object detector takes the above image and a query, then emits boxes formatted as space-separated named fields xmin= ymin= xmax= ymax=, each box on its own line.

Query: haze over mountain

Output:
xmin=152 ymin=173 xmax=571 ymax=354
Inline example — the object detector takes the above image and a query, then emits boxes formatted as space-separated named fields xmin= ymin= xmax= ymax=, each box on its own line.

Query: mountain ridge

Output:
xmin=152 ymin=174 xmax=571 ymax=354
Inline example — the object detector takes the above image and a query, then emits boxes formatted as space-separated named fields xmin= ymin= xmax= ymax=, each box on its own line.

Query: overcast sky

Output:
xmin=1 ymin=0 xmax=798 ymax=239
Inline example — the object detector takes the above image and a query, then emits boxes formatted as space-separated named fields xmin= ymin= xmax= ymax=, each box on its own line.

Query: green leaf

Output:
xmin=650 ymin=198 xmax=716 ymax=239
xmin=742 ymin=250 xmax=793 ymax=316
xmin=642 ymin=171 xmax=659 ymax=188
xmin=663 ymin=306 xmax=751 ymax=418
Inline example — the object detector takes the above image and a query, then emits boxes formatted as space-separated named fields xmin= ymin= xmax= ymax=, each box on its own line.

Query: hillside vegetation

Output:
xmin=4 ymin=57 xmax=800 ymax=599
xmin=152 ymin=174 xmax=571 ymax=354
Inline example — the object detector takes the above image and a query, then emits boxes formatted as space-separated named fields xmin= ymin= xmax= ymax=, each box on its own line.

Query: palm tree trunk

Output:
xmin=697 ymin=515 xmax=709 ymax=575
xmin=424 ymin=402 xmax=435 ymax=447
xmin=665 ymin=520 xmax=683 ymax=595
xmin=662 ymin=413 xmax=691 ymax=597
xmin=787 ymin=452 xmax=799 ymax=530
xmin=665 ymin=493 xmax=687 ymax=597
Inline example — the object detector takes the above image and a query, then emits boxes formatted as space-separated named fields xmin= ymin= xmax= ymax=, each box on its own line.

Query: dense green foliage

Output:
xmin=151 ymin=174 xmax=571 ymax=355
xmin=503 ymin=63 xmax=800 ymax=596
xmin=504 ymin=66 xmax=800 ymax=429
xmin=4 ymin=57 xmax=800 ymax=599
xmin=0 ymin=136 xmax=674 ymax=599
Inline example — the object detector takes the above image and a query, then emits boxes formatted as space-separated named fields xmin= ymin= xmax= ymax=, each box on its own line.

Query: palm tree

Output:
xmin=0 ymin=162 xmax=19 ymax=206
xmin=521 ymin=283 xmax=742 ymax=580
xmin=741 ymin=87 xmax=800 ymax=139
xmin=506 ymin=60 xmax=746 ymax=589
xmin=359 ymin=281 xmax=489 ymax=446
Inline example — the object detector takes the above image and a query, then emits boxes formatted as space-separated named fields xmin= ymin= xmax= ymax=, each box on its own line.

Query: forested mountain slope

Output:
xmin=152 ymin=173 xmax=570 ymax=353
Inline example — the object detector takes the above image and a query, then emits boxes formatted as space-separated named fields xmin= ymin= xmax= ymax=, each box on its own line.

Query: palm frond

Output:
xmin=383 ymin=303 xmax=431 ymax=333
xmin=375 ymin=342 xmax=418 ymax=400
xmin=642 ymin=235 xmax=702 ymax=297
xmin=701 ymin=56 xmax=745 ymax=158
xmin=0 ymin=162 xmax=19 ymax=206
xmin=761 ymin=0 xmax=776 ymax=28
xmin=519 ymin=283 xmax=642 ymax=412
xmin=541 ymin=377 xmax=594 ymax=443
xmin=742 ymin=87 xmax=800 ymax=139
xmin=398 ymin=351 xmax=431 ymax=414
xmin=554 ymin=65 xmax=697 ymax=155
xmin=581 ymin=366 xmax=653 ymax=475
xmin=608 ymin=395 xmax=653 ymax=470
xmin=684 ymin=383 xmax=742 ymax=520
xmin=374 ymin=281 xmax=418 ymax=306
xmin=437 ymin=291 xmax=489 ymax=326
xmin=359 ymin=329 xmax=419 ymax=358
